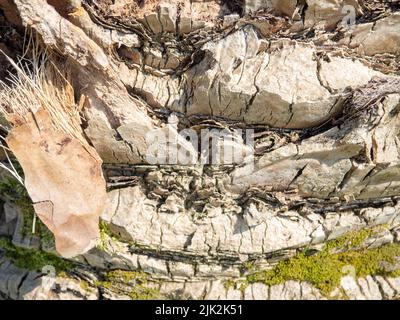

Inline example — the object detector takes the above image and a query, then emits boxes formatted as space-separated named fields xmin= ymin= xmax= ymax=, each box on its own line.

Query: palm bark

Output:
xmin=0 ymin=0 xmax=399 ymax=300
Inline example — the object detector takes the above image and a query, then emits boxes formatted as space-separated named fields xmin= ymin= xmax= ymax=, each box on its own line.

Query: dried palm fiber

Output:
xmin=0 ymin=48 xmax=84 ymax=144
xmin=0 ymin=48 xmax=107 ymax=258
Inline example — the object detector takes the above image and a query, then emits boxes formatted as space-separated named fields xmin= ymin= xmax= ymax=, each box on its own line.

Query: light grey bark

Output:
xmin=0 ymin=0 xmax=400 ymax=300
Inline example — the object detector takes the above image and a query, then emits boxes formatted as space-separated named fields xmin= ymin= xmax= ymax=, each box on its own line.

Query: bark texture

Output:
xmin=0 ymin=0 xmax=400 ymax=300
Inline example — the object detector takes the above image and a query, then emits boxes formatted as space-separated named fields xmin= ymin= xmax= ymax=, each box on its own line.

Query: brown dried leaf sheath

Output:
xmin=6 ymin=109 xmax=107 ymax=258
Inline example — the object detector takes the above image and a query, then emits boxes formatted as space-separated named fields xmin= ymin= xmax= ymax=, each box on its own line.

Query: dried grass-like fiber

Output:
xmin=0 ymin=51 xmax=86 ymax=146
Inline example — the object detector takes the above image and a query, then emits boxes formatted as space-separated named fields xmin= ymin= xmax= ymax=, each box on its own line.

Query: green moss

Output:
xmin=98 ymin=221 xmax=123 ymax=250
xmin=0 ymin=237 xmax=74 ymax=274
xmin=19 ymin=203 xmax=55 ymax=249
xmin=127 ymin=285 xmax=160 ymax=300
xmin=105 ymin=270 xmax=145 ymax=282
xmin=388 ymin=268 xmax=400 ymax=277
xmin=80 ymin=280 xmax=90 ymax=292
xmin=57 ymin=271 xmax=68 ymax=278
xmin=324 ymin=227 xmax=379 ymax=252
xmin=223 ymin=278 xmax=236 ymax=290
xmin=38 ymin=223 xmax=56 ymax=250
xmin=0 ymin=177 xmax=34 ymax=237
xmin=97 ymin=270 xmax=161 ymax=300
xmin=240 ymin=260 xmax=256 ymax=275
xmin=0 ymin=177 xmax=55 ymax=246
xmin=247 ymin=228 xmax=400 ymax=296
xmin=98 ymin=221 xmax=109 ymax=250
xmin=0 ymin=176 xmax=26 ymax=200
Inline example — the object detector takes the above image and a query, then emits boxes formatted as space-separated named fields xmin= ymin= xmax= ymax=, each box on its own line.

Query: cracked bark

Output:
xmin=0 ymin=0 xmax=400 ymax=300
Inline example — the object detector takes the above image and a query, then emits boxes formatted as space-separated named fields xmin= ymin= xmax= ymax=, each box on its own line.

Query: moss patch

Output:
xmin=0 ymin=175 xmax=65 ymax=272
xmin=0 ymin=237 xmax=74 ymax=274
xmin=80 ymin=280 xmax=90 ymax=292
xmin=247 ymin=227 xmax=400 ymax=296
xmin=97 ymin=269 xmax=161 ymax=300
xmin=324 ymin=227 xmax=376 ymax=252
xmin=0 ymin=176 xmax=26 ymax=200
xmin=98 ymin=220 xmax=125 ymax=251
xmin=98 ymin=221 xmax=110 ymax=250
xmin=0 ymin=177 xmax=55 ymax=248
xmin=224 ymin=278 xmax=236 ymax=290
xmin=0 ymin=177 xmax=34 ymax=236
